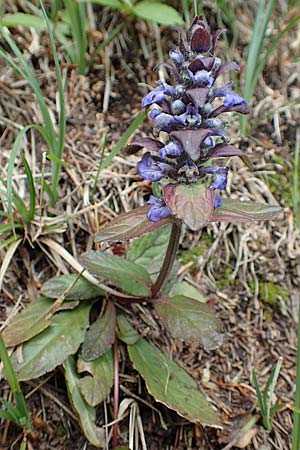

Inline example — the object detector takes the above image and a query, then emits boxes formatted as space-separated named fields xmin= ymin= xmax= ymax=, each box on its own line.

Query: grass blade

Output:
xmin=100 ymin=109 xmax=147 ymax=171
xmin=20 ymin=152 xmax=36 ymax=224
xmin=63 ymin=0 xmax=88 ymax=74
xmin=252 ymin=369 xmax=269 ymax=429
xmin=39 ymin=0 xmax=67 ymax=205
xmin=0 ymin=30 xmax=57 ymax=149
xmin=0 ymin=333 xmax=32 ymax=431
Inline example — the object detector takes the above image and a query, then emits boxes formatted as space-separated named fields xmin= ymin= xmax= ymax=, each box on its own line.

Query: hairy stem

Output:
xmin=112 ymin=335 xmax=119 ymax=449
xmin=151 ymin=221 xmax=182 ymax=298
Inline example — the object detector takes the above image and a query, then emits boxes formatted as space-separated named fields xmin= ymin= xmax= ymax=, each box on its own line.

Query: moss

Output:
xmin=216 ymin=267 xmax=235 ymax=289
xmin=250 ymin=280 xmax=289 ymax=305
xmin=178 ymin=234 xmax=213 ymax=272
xmin=267 ymin=155 xmax=293 ymax=207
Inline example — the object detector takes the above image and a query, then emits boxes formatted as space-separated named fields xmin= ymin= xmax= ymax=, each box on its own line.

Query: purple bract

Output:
xmin=135 ymin=16 xmax=251 ymax=227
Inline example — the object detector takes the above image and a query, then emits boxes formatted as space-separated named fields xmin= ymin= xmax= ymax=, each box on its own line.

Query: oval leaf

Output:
xmin=41 ymin=273 xmax=104 ymax=300
xmin=128 ymin=338 xmax=221 ymax=427
xmin=127 ymin=224 xmax=171 ymax=280
xmin=164 ymin=183 xmax=215 ymax=231
xmin=82 ymin=302 xmax=116 ymax=361
xmin=132 ymin=2 xmax=184 ymax=25
xmin=3 ymin=297 xmax=53 ymax=347
xmin=77 ymin=349 xmax=114 ymax=407
xmin=117 ymin=315 xmax=140 ymax=345
xmin=210 ymin=200 xmax=283 ymax=223
xmin=95 ymin=206 xmax=172 ymax=243
xmin=11 ymin=303 xmax=91 ymax=381
xmin=79 ymin=250 xmax=152 ymax=297
xmin=170 ymin=281 xmax=206 ymax=303
xmin=64 ymin=357 xmax=106 ymax=448
xmin=154 ymin=295 xmax=223 ymax=350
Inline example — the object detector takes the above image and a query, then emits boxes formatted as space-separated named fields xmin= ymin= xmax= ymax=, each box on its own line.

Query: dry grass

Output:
xmin=0 ymin=1 xmax=300 ymax=449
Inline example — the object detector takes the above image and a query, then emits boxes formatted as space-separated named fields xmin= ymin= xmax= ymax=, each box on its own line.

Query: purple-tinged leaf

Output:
xmin=212 ymin=28 xmax=226 ymax=49
xmin=210 ymin=199 xmax=283 ymax=223
xmin=126 ymin=137 xmax=164 ymax=155
xmin=163 ymin=183 xmax=215 ymax=230
xmin=95 ymin=206 xmax=173 ymax=243
xmin=211 ymin=102 xmax=250 ymax=117
xmin=208 ymin=143 xmax=245 ymax=158
xmin=186 ymin=87 xmax=209 ymax=107
xmin=208 ymin=143 xmax=253 ymax=170
xmin=155 ymin=62 xmax=180 ymax=82
xmin=190 ymin=27 xmax=211 ymax=53
xmin=217 ymin=61 xmax=240 ymax=75
xmin=188 ymin=56 xmax=215 ymax=73
xmin=170 ymin=129 xmax=211 ymax=161
xmin=154 ymin=295 xmax=223 ymax=350
xmin=82 ymin=302 xmax=116 ymax=361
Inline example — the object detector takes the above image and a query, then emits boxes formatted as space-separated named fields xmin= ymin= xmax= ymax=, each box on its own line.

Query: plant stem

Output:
xmin=151 ymin=221 xmax=182 ymax=298
xmin=292 ymin=298 xmax=300 ymax=450
xmin=112 ymin=335 xmax=119 ymax=449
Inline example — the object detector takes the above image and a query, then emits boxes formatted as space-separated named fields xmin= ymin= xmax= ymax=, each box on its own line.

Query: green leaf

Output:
xmin=2 ymin=297 xmax=53 ymax=347
xmin=64 ymin=357 xmax=106 ymax=447
xmin=41 ymin=273 xmax=104 ymax=300
xmin=117 ymin=315 xmax=140 ymax=345
xmin=132 ymin=2 xmax=184 ymax=25
xmin=0 ymin=13 xmax=46 ymax=30
xmin=170 ymin=281 xmax=206 ymax=303
xmin=210 ymin=200 xmax=283 ymax=223
xmin=95 ymin=206 xmax=172 ymax=243
xmin=80 ymin=250 xmax=152 ymax=297
xmin=128 ymin=338 xmax=220 ymax=426
xmin=154 ymin=295 xmax=223 ymax=351
xmin=163 ymin=183 xmax=215 ymax=231
xmin=127 ymin=224 xmax=171 ymax=280
xmin=11 ymin=303 xmax=91 ymax=381
xmin=77 ymin=349 xmax=114 ymax=407
xmin=82 ymin=303 xmax=116 ymax=361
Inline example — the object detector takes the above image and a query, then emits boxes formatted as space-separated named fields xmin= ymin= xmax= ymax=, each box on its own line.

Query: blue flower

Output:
xmin=202 ymin=166 xmax=228 ymax=190
xmin=188 ymin=69 xmax=214 ymax=87
xmin=159 ymin=141 xmax=183 ymax=159
xmin=137 ymin=152 xmax=173 ymax=181
xmin=213 ymin=194 xmax=223 ymax=208
xmin=176 ymin=104 xmax=202 ymax=127
xmin=147 ymin=195 xmax=171 ymax=222
xmin=142 ymin=82 xmax=175 ymax=108
xmin=154 ymin=113 xmax=180 ymax=132
xmin=224 ymin=91 xmax=247 ymax=109
xmin=169 ymin=49 xmax=184 ymax=65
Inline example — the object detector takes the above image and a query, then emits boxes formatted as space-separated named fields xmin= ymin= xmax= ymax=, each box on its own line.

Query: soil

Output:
xmin=0 ymin=2 xmax=300 ymax=450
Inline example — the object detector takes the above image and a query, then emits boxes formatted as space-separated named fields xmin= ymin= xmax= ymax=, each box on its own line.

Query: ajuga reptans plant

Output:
xmin=3 ymin=16 xmax=283 ymax=448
